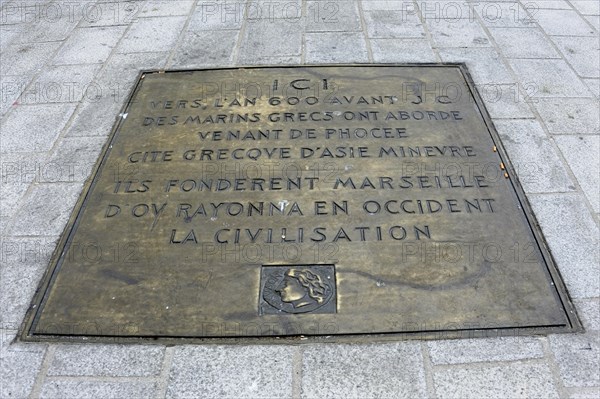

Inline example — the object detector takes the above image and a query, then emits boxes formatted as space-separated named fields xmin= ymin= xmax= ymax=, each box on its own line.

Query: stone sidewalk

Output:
xmin=1 ymin=0 xmax=598 ymax=397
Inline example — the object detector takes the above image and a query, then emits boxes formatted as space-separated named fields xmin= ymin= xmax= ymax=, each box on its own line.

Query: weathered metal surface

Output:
xmin=22 ymin=65 xmax=580 ymax=342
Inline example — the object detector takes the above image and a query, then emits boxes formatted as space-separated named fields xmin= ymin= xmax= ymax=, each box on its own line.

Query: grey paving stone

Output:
xmin=583 ymin=79 xmax=600 ymax=98
xmin=240 ymin=55 xmax=303 ymax=65
xmin=361 ymin=0 xmax=410 ymax=11
xmin=118 ymin=16 xmax=188 ymax=53
xmin=533 ymin=0 xmax=573 ymax=9
xmin=0 ymin=75 xmax=30 ymax=116
xmin=305 ymin=32 xmax=369 ymax=63
xmin=530 ymin=193 xmax=600 ymax=299
xmin=433 ymin=361 xmax=560 ymax=398
xmin=0 ymin=103 xmax=77 ymax=152
xmin=6 ymin=183 xmax=82 ymax=236
xmin=13 ymin=18 xmax=79 ymax=44
xmin=302 ymin=342 xmax=426 ymax=398
xmin=489 ymin=28 xmax=560 ymax=59
xmin=534 ymin=9 xmax=596 ymax=36
xmin=438 ymin=47 xmax=513 ymax=84
xmin=187 ymin=4 xmax=244 ymax=30
xmin=370 ymin=39 xmax=437 ymax=62
xmin=552 ymin=36 xmax=600 ymax=78
xmin=171 ymin=30 xmax=237 ymax=68
xmin=52 ymin=26 xmax=127 ymax=65
xmin=49 ymin=345 xmax=165 ymax=376
xmin=555 ymin=135 xmax=600 ymax=213
xmin=246 ymin=0 xmax=303 ymax=21
xmin=64 ymin=96 xmax=124 ymax=138
xmin=534 ymin=98 xmax=600 ymax=134
xmin=571 ymin=0 xmax=600 ymax=15
xmin=567 ymin=387 xmax=600 ymax=399
xmin=23 ymin=63 xmax=102 ymax=104
xmin=140 ymin=0 xmax=195 ymax=17
xmin=428 ymin=336 xmax=545 ymax=364
xmin=427 ymin=18 xmax=491 ymax=48
xmin=166 ymin=345 xmax=293 ymax=398
xmin=550 ymin=332 xmax=600 ymax=388
xmin=476 ymin=83 xmax=535 ymax=119
xmin=509 ymin=59 xmax=591 ymax=97
xmin=40 ymin=380 xmax=158 ymax=399
xmin=364 ymin=10 xmax=425 ymax=38
xmin=239 ymin=19 xmax=302 ymax=61
xmin=78 ymin=1 xmax=142 ymax=27
xmin=477 ymin=2 xmax=535 ymax=28
xmin=0 ymin=26 xmax=21 ymax=49
xmin=494 ymin=119 xmax=573 ymax=193
xmin=97 ymin=51 xmax=169 ymax=89
xmin=46 ymin=136 xmax=108 ymax=183
xmin=305 ymin=0 xmax=361 ymax=32
xmin=573 ymin=298 xmax=600 ymax=331
xmin=583 ymin=14 xmax=600 ymax=30
xmin=0 ymin=237 xmax=54 ymax=324
xmin=0 ymin=41 xmax=61 ymax=76
xmin=0 ymin=330 xmax=46 ymax=399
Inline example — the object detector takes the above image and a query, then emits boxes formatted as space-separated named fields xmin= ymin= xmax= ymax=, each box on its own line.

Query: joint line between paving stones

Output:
xmin=410 ymin=0 xmax=442 ymax=62
xmin=28 ymin=345 xmax=54 ymax=399
xmin=541 ymin=337 xmax=570 ymax=398
xmin=165 ymin=1 xmax=198 ymax=68
xmin=429 ymin=356 xmax=554 ymax=370
xmin=155 ymin=346 xmax=175 ymax=399
xmin=357 ymin=0 xmax=374 ymax=62
xmin=420 ymin=342 xmax=437 ymax=399
xmin=232 ymin=0 xmax=250 ymax=64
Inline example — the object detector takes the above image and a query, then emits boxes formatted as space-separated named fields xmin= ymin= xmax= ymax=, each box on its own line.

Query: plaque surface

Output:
xmin=22 ymin=65 xmax=580 ymax=342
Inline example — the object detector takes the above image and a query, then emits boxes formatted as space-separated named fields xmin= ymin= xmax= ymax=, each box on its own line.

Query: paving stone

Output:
xmin=12 ymin=18 xmax=79 ymax=44
xmin=427 ymin=18 xmax=491 ymax=48
xmin=64 ymin=96 xmax=124 ymax=138
xmin=0 ymin=103 xmax=77 ymax=152
xmin=534 ymin=98 xmax=600 ymax=134
xmin=438 ymin=47 xmax=513 ymax=84
xmin=0 ymin=330 xmax=46 ymax=399
xmin=245 ymin=0 xmax=303 ymax=21
xmin=477 ymin=2 xmax=535 ymax=28
xmin=0 ymin=237 xmax=53 ymax=324
xmin=583 ymin=79 xmax=600 ymax=98
xmin=428 ymin=336 xmax=545 ymax=364
xmin=23 ymin=63 xmax=102 ymax=104
xmin=509 ymin=59 xmax=591 ymax=97
xmin=302 ymin=343 xmax=426 ymax=398
xmin=118 ymin=16 xmax=187 ymax=53
xmin=433 ymin=361 xmax=559 ymax=398
xmin=364 ymin=10 xmax=425 ymax=38
xmin=567 ymin=387 xmax=600 ymax=399
xmin=573 ymin=298 xmax=600 ymax=331
xmin=489 ymin=27 xmax=560 ymax=59
xmin=554 ymin=135 xmax=600 ymax=213
xmin=166 ymin=345 xmax=293 ymax=398
xmin=140 ymin=0 xmax=195 ymax=17
xmin=187 ymin=4 xmax=244 ymax=30
xmin=534 ymin=9 xmax=596 ymax=36
xmin=361 ymin=0 xmax=410 ymax=11
xmin=40 ymin=380 xmax=158 ymax=399
xmin=530 ymin=193 xmax=600 ymax=299
xmin=6 ymin=183 xmax=82 ymax=236
xmin=52 ymin=26 xmax=127 ymax=65
xmin=571 ymin=0 xmax=600 ymax=15
xmin=370 ymin=39 xmax=437 ymax=62
xmin=0 ymin=75 xmax=30 ymax=116
xmin=239 ymin=19 xmax=302 ymax=61
xmin=78 ymin=1 xmax=142 ymax=27
xmin=0 ymin=26 xmax=21 ymax=49
xmin=171 ymin=30 xmax=237 ymax=68
xmin=494 ymin=119 xmax=573 ymax=193
xmin=305 ymin=32 xmax=369 ymax=63
xmin=97 ymin=51 xmax=169 ymax=88
xmin=305 ymin=0 xmax=361 ymax=32
xmin=533 ymin=0 xmax=573 ymax=9
xmin=550 ymin=332 xmax=600 ymax=387
xmin=552 ymin=36 xmax=600 ymax=78
xmin=47 ymin=136 xmax=108 ymax=183
xmin=0 ymin=41 xmax=61 ymax=76
xmin=239 ymin=55 xmax=302 ymax=65
xmin=583 ymin=14 xmax=599 ymax=30
xmin=477 ymin=83 xmax=535 ymax=119
xmin=49 ymin=345 xmax=165 ymax=376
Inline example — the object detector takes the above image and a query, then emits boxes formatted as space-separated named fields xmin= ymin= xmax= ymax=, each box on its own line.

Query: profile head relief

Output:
xmin=278 ymin=268 xmax=329 ymax=307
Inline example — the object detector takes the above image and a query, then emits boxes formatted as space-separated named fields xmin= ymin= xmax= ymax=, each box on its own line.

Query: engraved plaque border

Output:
xmin=19 ymin=64 xmax=582 ymax=344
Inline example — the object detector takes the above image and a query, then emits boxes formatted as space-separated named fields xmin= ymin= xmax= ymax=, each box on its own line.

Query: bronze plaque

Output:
xmin=22 ymin=65 xmax=580 ymax=342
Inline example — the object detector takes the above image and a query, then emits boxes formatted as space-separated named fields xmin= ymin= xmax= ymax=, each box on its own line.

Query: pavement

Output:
xmin=0 ymin=0 xmax=599 ymax=398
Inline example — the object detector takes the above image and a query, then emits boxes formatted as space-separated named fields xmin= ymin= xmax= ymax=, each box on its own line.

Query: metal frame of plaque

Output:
xmin=20 ymin=65 xmax=582 ymax=344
